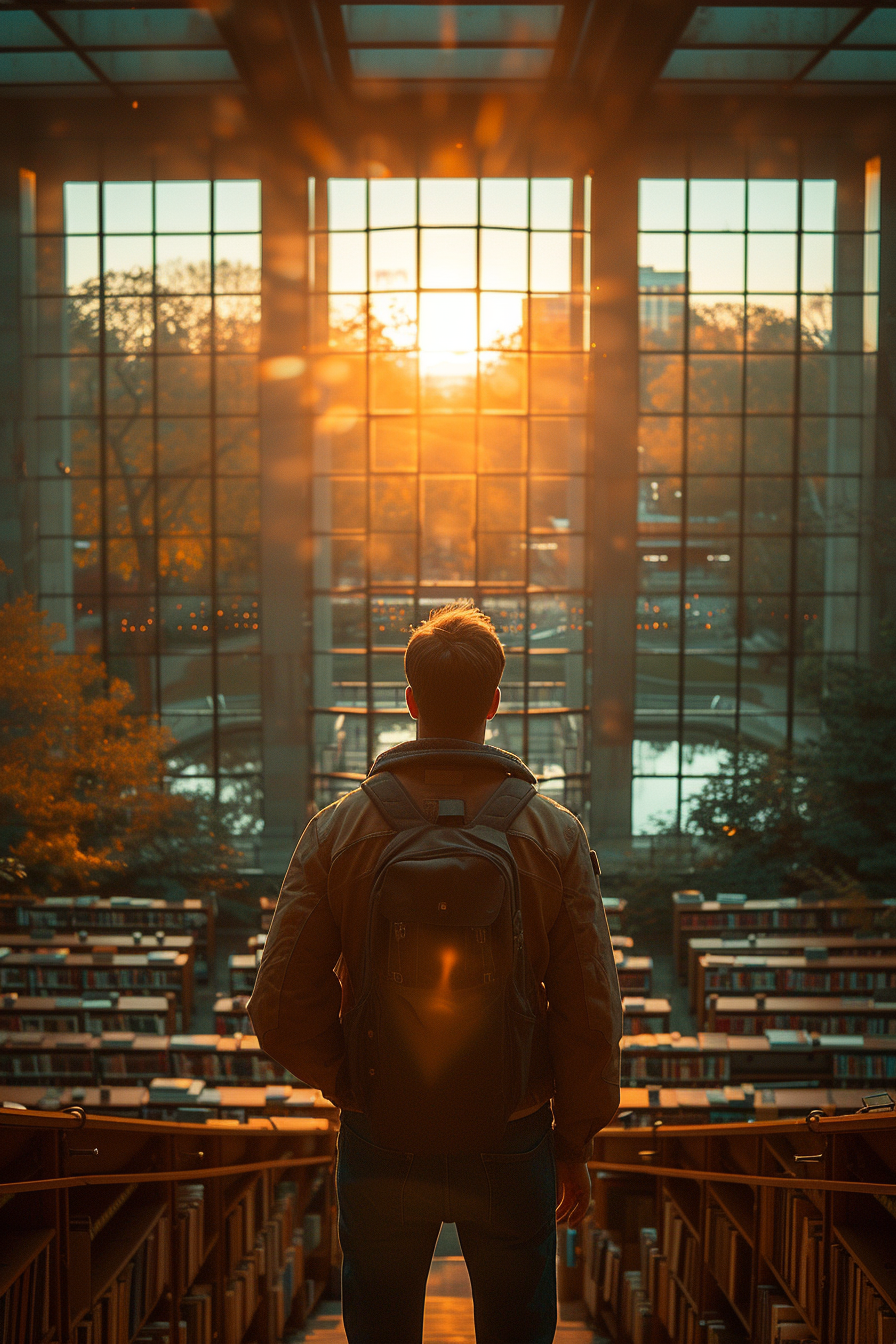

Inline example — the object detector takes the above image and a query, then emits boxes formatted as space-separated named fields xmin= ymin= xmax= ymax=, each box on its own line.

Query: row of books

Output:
xmin=0 ymin=1033 xmax=298 ymax=1085
xmin=177 ymin=1184 xmax=205 ymax=1292
xmin=707 ymin=997 xmax=896 ymax=1035
xmin=705 ymin=1201 xmax=750 ymax=1319
xmin=830 ymin=1238 xmax=896 ymax=1342
xmin=756 ymin=1285 xmax=814 ymax=1342
xmin=768 ymin=1186 xmax=823 ymax=1327
xmin=621 ymin=1029 xmax=896 ymax=1086
xmin=660 ymin=1194 xmax=701 ymax=1302
xmin=0 ymin=993 xmax=176 ymax=1034
xmin=704 ymin=966 xmax=896 ymax=995
xmin=581 ymin=1225 xmax=621 ymax=1324
xmin=687 ymin=935 xmax=896 ymax=1010
xmin=77 ymin=1211 xmax=171 ymax=1344
xmin=0 ymin=1237 xmax=51 ymax=1344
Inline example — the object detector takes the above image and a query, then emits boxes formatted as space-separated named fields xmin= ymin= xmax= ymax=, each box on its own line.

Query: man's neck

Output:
xmin=416 ymin=724 xmax=487 ymax=746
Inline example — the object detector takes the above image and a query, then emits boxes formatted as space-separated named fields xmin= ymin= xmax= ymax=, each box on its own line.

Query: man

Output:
xmin=249 ymin=601 xmax=622 ymax=1344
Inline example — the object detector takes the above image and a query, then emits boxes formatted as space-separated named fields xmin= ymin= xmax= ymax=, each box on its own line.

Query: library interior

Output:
xmin=0 ymin=1 xmax=895 ymax=1341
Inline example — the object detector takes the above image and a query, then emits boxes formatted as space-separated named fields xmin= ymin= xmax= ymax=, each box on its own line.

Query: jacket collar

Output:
xmin=367 ymin=737 xmax=537 ymax=785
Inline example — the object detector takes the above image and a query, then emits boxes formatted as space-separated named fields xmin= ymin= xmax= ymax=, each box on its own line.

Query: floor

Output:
xmin=291 ymin=1256 xmax=606 ymax=1343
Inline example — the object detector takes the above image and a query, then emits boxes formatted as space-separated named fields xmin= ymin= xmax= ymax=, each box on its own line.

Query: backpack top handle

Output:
xmin=363 ymin=770 xmax=536 ymax=836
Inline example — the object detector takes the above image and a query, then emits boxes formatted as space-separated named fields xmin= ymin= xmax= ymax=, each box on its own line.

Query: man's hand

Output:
xmin=555 ymin=1159 xmax=592 ymax=1227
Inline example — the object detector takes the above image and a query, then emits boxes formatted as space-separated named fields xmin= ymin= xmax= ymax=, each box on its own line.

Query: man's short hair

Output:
xmin=405 ymin=600 xmax=505 ymax=736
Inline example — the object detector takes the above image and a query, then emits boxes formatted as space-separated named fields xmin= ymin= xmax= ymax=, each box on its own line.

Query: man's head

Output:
xmin=404 ymin=600 xmax=505 ymax=741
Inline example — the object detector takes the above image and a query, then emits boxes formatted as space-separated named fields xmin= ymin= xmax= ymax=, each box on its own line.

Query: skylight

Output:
xmin=0 ymin=7 xmax=238 ymax=91
xmin=662 ymin=5 xmax=896 ymax=85
xmin=342 ymin=4 xmax=563 ymax=81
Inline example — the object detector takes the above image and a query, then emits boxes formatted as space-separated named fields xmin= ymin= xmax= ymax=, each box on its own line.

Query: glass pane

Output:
xmin=369 ymin=178 xmax=416 ymax=228
xmin=369 ymin=228 xmax=416 ymax=291
xmin=327 ymin=232 xmax=367 ymax=292
xmin=689 ymin=180 xmax=745 ymax=231
xmin=214 ymin=179 xmax=261 ymax=232
xmin=103 ymin=181 xmax=152 ymax=233
xmin=745 ymin=354 xmax=795 ymax=413
xmin=156 ymin=181 xmax=210 ymax=233
xmin=420 ymin=229 xmax=477 ymax=289
xmin=640 ymin=295 xmax=684 ymax=350
xmin=747 ymin=296 xmax=796 ymax=350
xmin=530 ymin=179 xmax=572 ymax=229
xmin=689 ymin=295 xmax=743 ymax=350
xmin=747 ymin=179 xmax=798 ymax=232
xmin=688 ymin=354 xmax=743 ymax=413
xmin=328 ymin=179 xmax=366 ymax=230
xmin=689 ymin=235 xmax=745 ymax=292
xmin=480 ymin=178 xmax=528 ymax=228
xmin=638 ymin=179 xmax=686 ymax=232
xmin=747 ymin=233 xmax=797 ymax=292
xmin=688 ymin=417 xmax=740 ymax=473
xmin=480 ymin=229 xmax=528 ymax=290
xmin=480 ymin=292 xmax=526 ymax=348
xmin=640 ymin=355 xmax=683 ymax=413
xmin=214 ymin=234 xmax=261 ymax=292
xmin=64 ymin=182 xmax=99 ymax=235
xmin=156 ymin=235 xmax=211 ymax=292
xmin=638 ymin=233 xmax=685 ymax=283
xmin=530 ymin=233 xmax=570 ymax=292
xmin=419 ymin=178 xmax=477 ymax=225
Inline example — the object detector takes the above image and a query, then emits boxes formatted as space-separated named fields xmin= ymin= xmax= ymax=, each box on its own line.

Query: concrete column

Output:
xmin=588 ymin=154 xmax=639 ymax=846
xmin=258 ymin=170 xmax=313 ymax=874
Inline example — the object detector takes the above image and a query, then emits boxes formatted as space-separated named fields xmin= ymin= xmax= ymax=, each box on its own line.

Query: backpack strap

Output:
xmin=361 ymin=771 xmax=427 ymax=831
xmin=470 ymin=776 xmax=537 ymax=833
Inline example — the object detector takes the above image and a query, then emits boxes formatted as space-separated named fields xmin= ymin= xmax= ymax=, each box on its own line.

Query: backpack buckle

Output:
xmin=437 ymin=799 xmax=465 ymax=826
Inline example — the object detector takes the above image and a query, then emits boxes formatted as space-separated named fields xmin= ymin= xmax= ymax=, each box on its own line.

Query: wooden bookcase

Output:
xmin=0 ymin=994 xmax=177 ymax=1035
xmin=621 ymin=1031 xmax=896 ymax=1090
xmin=584 ymin=1107 xmax=896 ymax=1343
xmin=0 ymin=1105 xmax=336 ymax=1343
xmin=686 ymin=937 xmax=896 ymax=1013
xmin=695 ymin=955 xmax=896 ymax=1028
xmin=706 ymin=994 xmax=896 ymax=1035
xmin=0 ymin=950 xmax=194 ymax=1029
xmin=0 ymin=898 xmax=216 ymax=981
xmin=672 ymin=893 xmax=896 ymax=981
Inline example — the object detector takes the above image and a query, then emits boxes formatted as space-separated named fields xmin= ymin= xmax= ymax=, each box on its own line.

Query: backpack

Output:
xmin=342 ymin=770 xmax=542 ymax=1154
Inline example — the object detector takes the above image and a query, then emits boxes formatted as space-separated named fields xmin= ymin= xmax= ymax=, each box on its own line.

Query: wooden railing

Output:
xmin=581 ymin=1105 xmax=896 ymax=1344
xmin=0 ymin=1105 xmax=337 ymax=1344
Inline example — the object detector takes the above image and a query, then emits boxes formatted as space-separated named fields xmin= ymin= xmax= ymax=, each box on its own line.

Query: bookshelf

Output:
xmin=0 ymin=993 xmax=177 ymax=1035
xmin=585 ymin=1106 xmax=896 ymax=1343
xmin=615 ymin=956 xmax=654 ymax=996
xmin=0 ymin=1104 xmax=336 ymax=1344
xmin=706 ymin=995 xmax=896 ymax=1036
xmin=0 ymin=951 xmax=194 ymax=1029
xmin=672 ymin=893 xmax=896 ymax=980
xmin=228 ymin=955 xmax=260 ymax=998
xmin=0 ymin=1079 xmax=335 ymax=1121
xmin=0 ymin=897 xmax=216 ymax=980
xmin=214 ymin=999 xmax=251 ymax=1036
xmin=686 ymin=936 xmax=896 ymax=1013
xmin=622 ymin=998 xmax=671 ymax=1034
xmin=696 ymin=955 xmax=896 ymax=1027
xmin=621 ymin=1031 xmax=896 ymax=1089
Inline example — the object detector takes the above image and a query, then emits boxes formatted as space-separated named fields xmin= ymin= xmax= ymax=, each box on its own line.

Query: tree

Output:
xmin=0 ymin=591 xmax=237 ymax=892
xmin=685 ymin=633 xmax=896 ymax=897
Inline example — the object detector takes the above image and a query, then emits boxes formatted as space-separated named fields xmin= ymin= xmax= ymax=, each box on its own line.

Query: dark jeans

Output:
xmin=336 ymin=1104 xmax=557 ymax=1344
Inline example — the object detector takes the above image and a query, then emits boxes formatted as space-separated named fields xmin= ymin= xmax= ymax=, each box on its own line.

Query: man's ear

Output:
xmin=406 ymin=685 xmax=419 ymax=720
xmin=486 ymin=686 xmax=501 ymax=720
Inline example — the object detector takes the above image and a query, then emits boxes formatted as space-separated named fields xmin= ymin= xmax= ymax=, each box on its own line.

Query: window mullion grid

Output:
xmin=365 ymin=177 xmax=374 ymax=768
xmin=734 ymin=216 xmax=748 ymax=766
xmin=98 ymin=177 xmax=110 ymax=679
xmin=523 ymin=179 xmax=532 ymax=769
xmin=209 ymin=180 xmax=220 ymax=795
xmin=786 ymin=179 xmax=805 ymax=757
xmin=151 ymin=184 xmax=162 ymax=734
xmin=677 ymin=187 xmax=691 ymax=834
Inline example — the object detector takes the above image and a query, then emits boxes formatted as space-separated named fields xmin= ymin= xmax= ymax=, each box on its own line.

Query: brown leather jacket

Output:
xmin=248 ymin=739 xmax=622 ymax=1160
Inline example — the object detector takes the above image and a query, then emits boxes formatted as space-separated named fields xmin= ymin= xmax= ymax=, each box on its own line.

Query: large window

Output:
xmin=634 ymin=166 xmax=880 ymax=833
xmin=309 ymin=177 xmax=592 ymax=815
xmin=26 ymin=178 xmax=263 ymax=838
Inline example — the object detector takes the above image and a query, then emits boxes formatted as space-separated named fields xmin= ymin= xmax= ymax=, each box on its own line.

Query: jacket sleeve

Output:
xmin=247 ymin=812 xmax=346 ymax=1103
xmin=543 ymin=827 xmax=622 ymax=1161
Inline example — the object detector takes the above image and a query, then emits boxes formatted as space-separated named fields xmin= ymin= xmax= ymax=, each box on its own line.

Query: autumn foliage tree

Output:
xmin=0 ymin=592 xmax=236 ymax=892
